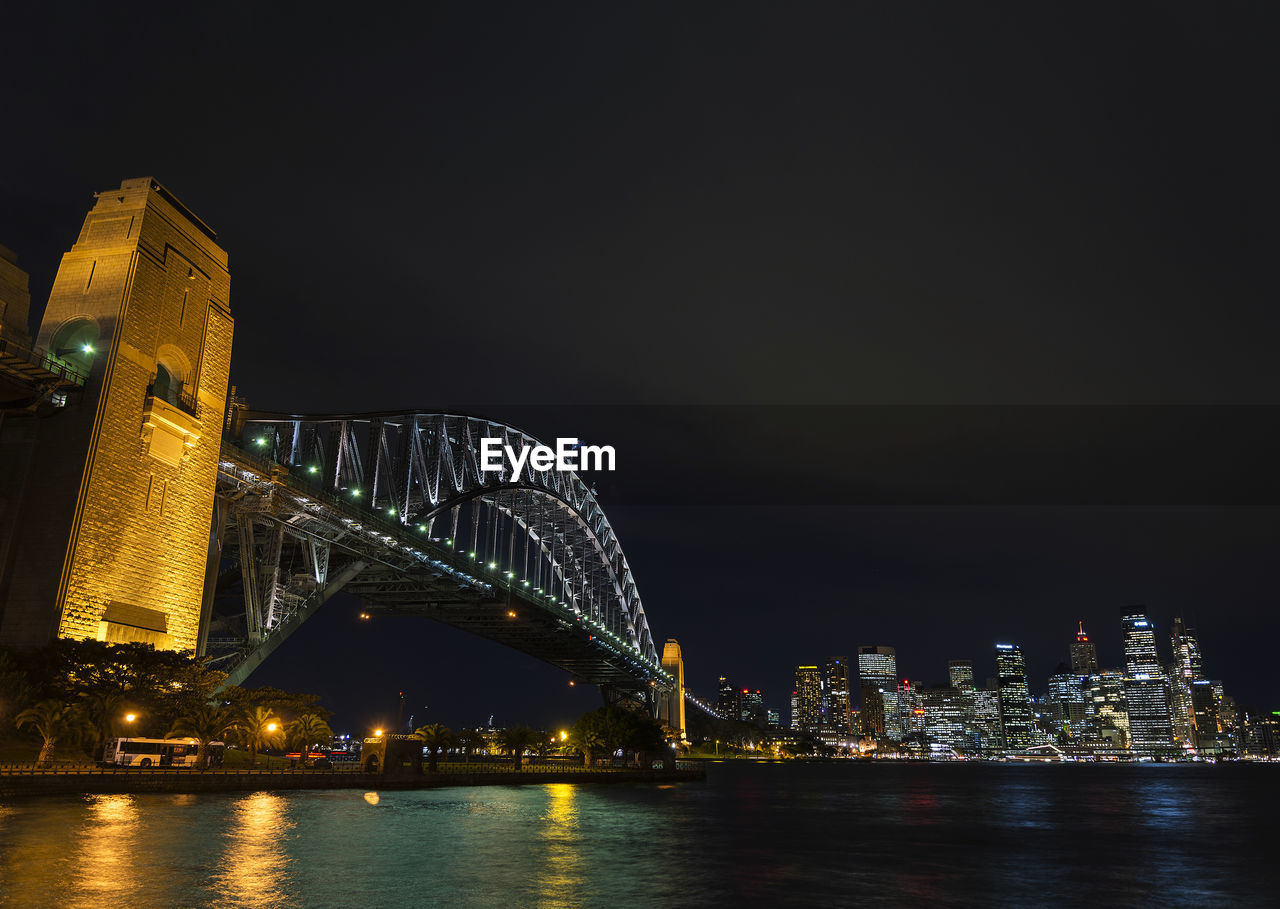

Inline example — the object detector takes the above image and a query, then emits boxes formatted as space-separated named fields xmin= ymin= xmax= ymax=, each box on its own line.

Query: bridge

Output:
xmin=205 ymin=409 xmax=671 ymax=702
xmin=0 ymin=178 xmax=684 ymax=720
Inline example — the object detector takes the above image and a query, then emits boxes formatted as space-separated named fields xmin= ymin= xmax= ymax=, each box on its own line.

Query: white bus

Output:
xmin=101 ymin=737 xmax=225 ymax=768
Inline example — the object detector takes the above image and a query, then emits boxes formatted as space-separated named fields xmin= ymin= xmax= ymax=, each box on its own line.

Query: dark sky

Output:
xmin=2 ymin=4 xmax=1278 ymax=730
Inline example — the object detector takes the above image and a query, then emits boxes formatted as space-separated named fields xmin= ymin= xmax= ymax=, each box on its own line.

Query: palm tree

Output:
xmin=455 ymin=726 xmax=486 ymax=764
xmin=286 ymin=713 xmax=333 ymax=764
xmin=80 ymin=690 xmax=125 ymax=761
xmin=237 ymin=706 xmax=284 ymax=767
xmin=571 ymin=724 xmax=606 ymax=768
xmin=168 ymin=703 xmax=239 ymax=770
xmin=14 ymin=700 xmax=81 ymax=767
xmin=413 ymin=723 xmax=455 ymax=773
xmin=497 ymin=725 xmax=543 ymax=772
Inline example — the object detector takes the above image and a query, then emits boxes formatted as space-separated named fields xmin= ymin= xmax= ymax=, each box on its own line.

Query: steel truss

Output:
xmin=206 ymin=411 xmax=669 ymax=696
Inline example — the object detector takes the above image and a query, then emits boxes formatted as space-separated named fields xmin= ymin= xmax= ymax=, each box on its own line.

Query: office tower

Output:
xmin=740 ymin=689 xmax=765 ymax=727
xmin=859 ymin=687 xmax=885 ymax=737
xmin=898 ymin=679 xmax=925 ymax=738
xmin=1169 ymin=617 xmax=1203 ymax=747
xmin=857 ymin=645 xmax=899 ymax=738
xmin=971 ymin=688 xmax=1004 ymax=753
xmin=1121 ymin=611 xmax=1161 ymax=676
xmin=790 ymin=690 xmax=800 ymax=730
xmin=1047 ymin=664 xmax=1086 ymax=737
xmin=1085 ymin=671 xmax=1131 ymax=749
xmin=922 ymin=686 xmax=969 ymax=752
xmin=1124 ymin=676 xmax=1175 ymax=755
xmin=995 ymin=643 xmax=1033 ymax=748
xmin=766 ymin=709 xmax=780 ymax=729
xmin=1190 ymin=680 xmax=1222 ymax=753
xmin=825 ymin=657 xmax=852 ymax=733
xmin=948 ymin=660 xmax=974 ymax=690
xmin=793 ymin=665 xmax=823 ymax=731
xmin=1070 ymin=621 xmax=1099 ymax=676
xmin=717 ymin=676 xmax=740 ymax=721
xmin=1120 ymin=610 xmax=1173 ymax=755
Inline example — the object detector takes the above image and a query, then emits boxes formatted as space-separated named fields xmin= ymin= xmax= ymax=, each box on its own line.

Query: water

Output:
xmin=1 ymin=762 xmax=1277 ymax=908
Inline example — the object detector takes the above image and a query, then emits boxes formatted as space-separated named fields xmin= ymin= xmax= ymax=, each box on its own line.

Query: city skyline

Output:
xmin=707 ymin=608 xmax=1260 ymax=754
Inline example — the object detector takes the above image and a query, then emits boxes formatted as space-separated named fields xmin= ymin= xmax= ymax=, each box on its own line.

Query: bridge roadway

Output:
xmin=211 ymin=436 xmax=673 ymax=699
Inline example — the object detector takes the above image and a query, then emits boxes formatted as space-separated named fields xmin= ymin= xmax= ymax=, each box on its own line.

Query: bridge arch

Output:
xmin=209 ymin=411 xmax=666 ymax=693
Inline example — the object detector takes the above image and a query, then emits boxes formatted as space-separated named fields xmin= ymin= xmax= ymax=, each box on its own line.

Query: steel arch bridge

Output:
xmin=204 ymin=410 xmax=672 ymax=703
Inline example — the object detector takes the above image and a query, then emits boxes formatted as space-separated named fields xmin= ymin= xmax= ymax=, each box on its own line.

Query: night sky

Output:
xmin=3 ymin=4 xmax=1277 ymax=733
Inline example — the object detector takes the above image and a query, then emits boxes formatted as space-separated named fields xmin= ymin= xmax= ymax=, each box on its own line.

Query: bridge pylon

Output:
xmin=0 ymin=178 xmax=233 ymax=651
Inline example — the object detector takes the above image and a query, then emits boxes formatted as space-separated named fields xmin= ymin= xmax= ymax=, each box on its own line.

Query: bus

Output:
xmin=101 ymin=737 xmax=225 ymax=768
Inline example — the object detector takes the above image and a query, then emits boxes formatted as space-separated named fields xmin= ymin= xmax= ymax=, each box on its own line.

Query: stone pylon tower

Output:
xmin=0 ymin=178 xmax=233 ymax=651
xmin=660 ymin=639 xmax=686 ymax=739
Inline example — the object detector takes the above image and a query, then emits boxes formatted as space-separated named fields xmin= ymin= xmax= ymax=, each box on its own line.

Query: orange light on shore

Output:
xmin=124 ymin=713 xmax=136 ymax=723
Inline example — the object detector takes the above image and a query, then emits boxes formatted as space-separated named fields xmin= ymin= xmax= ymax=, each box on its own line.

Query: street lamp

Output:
xmin=124 ymin=713 xmax=136 ymax=724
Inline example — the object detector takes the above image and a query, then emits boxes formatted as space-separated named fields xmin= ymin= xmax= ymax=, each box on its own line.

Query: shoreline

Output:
xmin=0 ymin=767 xmax=706 ymax=800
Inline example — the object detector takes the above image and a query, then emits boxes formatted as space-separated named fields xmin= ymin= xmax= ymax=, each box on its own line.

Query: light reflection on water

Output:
xmin=210 ymin=792 xmax=297 ymax=908
xmin=74 ymin=795 xmax=141 ymax=898
xmin=535 ymin=784 xmax=584 ymax=908
xmin=0 ymin=765 xmax=1275 ymax=908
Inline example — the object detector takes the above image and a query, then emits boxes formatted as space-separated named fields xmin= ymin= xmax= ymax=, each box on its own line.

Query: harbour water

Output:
xmin=1 ymin=761 xmax=1277 ymax=907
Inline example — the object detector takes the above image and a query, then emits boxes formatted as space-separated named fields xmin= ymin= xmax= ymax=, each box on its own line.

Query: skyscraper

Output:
xmin=995 ymin=643 xmax=1033 ymax=748
xmin=857 ymin=645 xmax=899 ymax=739
xmin=793 ymin=665 xmax=823 ymax=731
xmin=825 ymin=657 xmax=852 ymax=733
xmin=1121 ymin=611 xmax=1161 ymax=676
xmin=1169 ymin=616 xmax=1203 ymax=747
xmin=740 ymin=689 xmax=765 ymax=727
xmin=1070 ymin=621 xmax=1099 ymax=676
xmin=948 ymin=660 xmax=974 ymax=691
xmin=717 ymin=676 xmax=740 ymax=721
xmin=1121 ymin=610 xmax=1174 ymax=754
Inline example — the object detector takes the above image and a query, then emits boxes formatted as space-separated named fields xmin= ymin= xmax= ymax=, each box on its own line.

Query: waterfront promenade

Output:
xmin=0 ymin=761 xmax=705 ymax=799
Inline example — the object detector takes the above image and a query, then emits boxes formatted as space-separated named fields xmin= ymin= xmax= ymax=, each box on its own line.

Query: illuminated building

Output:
xmin=995 ymin=643 xmax=1033 ymax=748
xmin=948 ymin=660 xmax=974 ymax=690
xmin=740 ymin=689 xmax=766 ymax=727
xmin=971 ymin=688 xmax=1004 ymax=752
xmin=922 ymin=686 xmax=969 ymax=751
xmin=0 ymin=178 xmax=233 ymax=650
xmin=857 ymin=645 xmax=899 ymax=738
xmin=1169 ymin=617 xmax=1203 ymax=748
xmin=859 ymin=686 xmax=885 ymax=737
xmin=1047 ymin=665 xmax=1086 ymax=737
xmin=897 ymin=679 xmax=925 ymax=738
xmin=717 ymin=676 xmax=740 ymax=721
xmin=659 ymin=639 xmax=685 ymax=738
xmin=793 ymin=665 xmax=822 ymax=731
xmin=1121 ymin=611 xmax=1161 ymax=676
xmin=1070 ymin=621 xmax=1099 ymax=676
xmin=1121 ymin=611 xmax=1174 ymax=755
xmin=824 ymin=657 xmax=851 ymax=733
xmin=1085 ymin=671 xmax=1131 ymax=749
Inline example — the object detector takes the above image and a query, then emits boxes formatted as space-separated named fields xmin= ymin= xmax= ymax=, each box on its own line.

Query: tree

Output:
xmin=168 ymin=703 xmax=240 ymax=770
xmin=286 ymin=713 xmax=333 ymax=762
xmin=497 ymin=726 xmax=544 ymax=771
xmin=413 ymin=723 xmax=455 ymax=773
xmin=237 ymin=706 xmax=284 ymax=766
xmin=14 ymin=700 xmax=82 ymax=766
xmin=455 ymin=726 xmax=486 ymax=763
xmin=572 ymin=706 xmax=665 ymax=766
xmin=79 ymin=689 xmax=125 ymax=761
